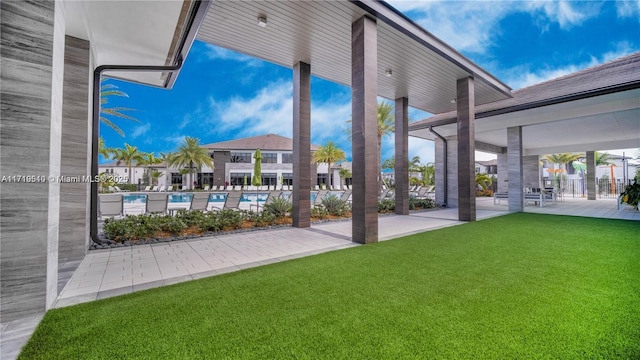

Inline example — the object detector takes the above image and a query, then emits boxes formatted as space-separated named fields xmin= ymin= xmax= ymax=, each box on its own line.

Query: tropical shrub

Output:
xmin=378 ymin=199 xmax=395 ymax=213
xmin=620 ymin=179 xmax=640 ymax=210
xmin=321 ymin=195 xmax=349 ymax=216
xmin=409 ymin=197 xmax=436 ymax=210
xmin=311 ymin=204 xmax=328 ymax=219
xmin=263 ymin=197 xmax=292 ymax=218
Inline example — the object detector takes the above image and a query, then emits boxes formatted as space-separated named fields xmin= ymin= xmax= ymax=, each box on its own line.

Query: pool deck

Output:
xmin=2 ymin=196 xmax=638 ymax=359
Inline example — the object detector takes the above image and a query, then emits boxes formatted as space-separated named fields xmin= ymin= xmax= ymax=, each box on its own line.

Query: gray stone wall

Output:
xmin=523 ymin=155 xmax=541 ymax=189
xmin=59 ymin=36 xmax=90 ymax=261
xmin=1 ymin=0 xmax=64 ymax=321
xmin=435 ymin=137 xmax=459 ymax=208
xmin=497 ymin=153 xmax=508 ymax=193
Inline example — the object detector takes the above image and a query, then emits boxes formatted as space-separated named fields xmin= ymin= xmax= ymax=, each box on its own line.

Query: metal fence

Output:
xmin=542 ymin=178 xmax=632 ymax=199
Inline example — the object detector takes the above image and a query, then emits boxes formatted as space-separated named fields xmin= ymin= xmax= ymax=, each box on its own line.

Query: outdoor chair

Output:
xmin=166 ymin=185 xmax=174 ymax=192
xmin=146 ymin=193 xmax=169 ymax=215
xmin=340 ymin=189 xmax=352 ymax=203
xmin=158 ymin=185 xmax=166 ymax=192
xmin=223 ymin=191 xmax=243 ymax=211
xmin=143 ymin=185 xmax=151 ymax=192
xmin=189 ymin=192 xmax=211 ymax=212
xmin=250 ymin=190 xmax=281 ymax=211
xmin=113 ymin=186 xmax=130 ymax=192
xmin=202 ymin=184 xmax=210 ymax=191
xmin=378 ymin=188 xmax=391 ymax=201
xmin=314 ymin=189 xmax=329 ymax=205
xmin=151 ymin=185 xmax=159 ymax=192
xmin=99 ymin=193 xmax=123 ymax=220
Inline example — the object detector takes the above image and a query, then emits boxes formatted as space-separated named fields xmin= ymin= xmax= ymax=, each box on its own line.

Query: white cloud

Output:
xmin=616 ymin=0 xmax=640 ymax=19
xmin=130 ymin=122 xmax=150 ymax=139
xmin=504 ymin=42 xmax=637 ymax=89
xmin=385 ymin=0 xmax=600 ymax=54
xmin=201 ymin=44 xmax=262 ymax=67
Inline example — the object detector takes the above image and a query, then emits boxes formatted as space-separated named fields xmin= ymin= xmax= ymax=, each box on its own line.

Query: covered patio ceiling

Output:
xmin=196 ymin=1 xmax=512 ymax=114
xmin=409 ymin=53 xmax=640 ymax=155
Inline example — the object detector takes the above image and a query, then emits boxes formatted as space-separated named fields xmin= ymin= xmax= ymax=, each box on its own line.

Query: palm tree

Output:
xmin=98 ymin=137 xmax=114 ymax=160
xmin=167 ymin=137 xmax=213 ymax=190
xmin=475 ymin=173 xmax=493 ymax=191
xmin=544 ymin=153 xmax=582 ymax=189
xmin=112 ymin=143 xmax=143 ymax=184
xmin=312 ymin=141 xmax=346 ymax=188
xmin=419 ymin=162 xmax=435 ymax=186
xmin=347 ymin=101 xmax=395 ymax=192
xmin=150 ymin=171 xmax=164 ymax=186
xmin=100 ymin=79 xmax=138 ymax=137
xmin=139 ymin=152 xmax=163 ymax=186
xmin=595 ymin=151 xmax=613 ymax=166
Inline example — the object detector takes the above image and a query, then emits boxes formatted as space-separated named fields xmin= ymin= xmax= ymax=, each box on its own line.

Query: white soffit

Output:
xmin=196 ymin=0 xmax=511 ymax=114
xmin=410 ymin=89 xmax=640 ymax=154
xmin=64 ymin=1 xmax=186 ymax=87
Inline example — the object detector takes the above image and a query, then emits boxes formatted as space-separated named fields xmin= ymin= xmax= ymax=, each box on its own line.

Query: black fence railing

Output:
xmin=542 ymin=178 xmax=632 ymax=199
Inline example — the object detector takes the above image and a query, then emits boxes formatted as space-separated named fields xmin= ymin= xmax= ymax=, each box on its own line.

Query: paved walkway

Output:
xmin=2 ymin=197 xmax=637 ymax=359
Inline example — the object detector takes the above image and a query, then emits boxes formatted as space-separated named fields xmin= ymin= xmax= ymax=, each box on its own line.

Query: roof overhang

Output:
xmin=195 ymin=0 xmax=511 ymax=114
xmin=64 ymin=0 xmax=210 ymax=88
xmin=410 ymin=87 xmax=640 ymax=155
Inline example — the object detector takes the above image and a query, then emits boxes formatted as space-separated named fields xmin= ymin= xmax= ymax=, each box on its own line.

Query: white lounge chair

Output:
xmin=202 ymin=184 xmax=210 ymax=191
xmin=146 ymin=193 xmax=168 ymax=215
xmin=99 ymin=193 xmax=123 ymax=219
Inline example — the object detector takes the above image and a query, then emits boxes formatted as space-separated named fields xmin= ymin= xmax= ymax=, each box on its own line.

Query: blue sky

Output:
xmin=101 ymin=0 xmax=640 ymax=164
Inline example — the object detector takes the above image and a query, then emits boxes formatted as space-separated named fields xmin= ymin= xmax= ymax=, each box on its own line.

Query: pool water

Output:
xmin=122 ymin=192 xmax=270 ymax=204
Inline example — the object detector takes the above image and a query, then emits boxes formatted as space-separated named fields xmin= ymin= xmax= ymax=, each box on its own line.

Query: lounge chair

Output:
xmin=250 ymin=190 xmax=281 ymax=211
xmin=202 ymin=184 xmax=210 ymax=191
xmin=99 ymin=193 xmax=123 ymax=219
xmin=144 ymin=185 xmax=151 ymax=192
xmin=166 ymin=185 xmax=174 ymax=192
xmin=189 ymin=192 xmax=211 ymax=212
xmin=146 ymin=193 xmax=168 ymax=215
xmin=113 ymin=186 xmax=130 ymax=192
xmin=314 ymin=189 xmax=329 ymax=205
xmin=340 ymin=189 xmax=352 ymax=203
xmin=151 ymin=185 xmax=159 ymax=192
xmin=180 ymin=185 xmax=188 ymax=191
xmin=223 ymin=191 xmax=243 ymax=211
xmin=158 ymin=185 xmax=166 ymax=192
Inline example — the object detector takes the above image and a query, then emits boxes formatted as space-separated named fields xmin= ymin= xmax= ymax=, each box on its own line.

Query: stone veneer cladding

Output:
xmin=59 ymin=36 xmax=90 ymax=261
xmin=292 ymin=62 xmax=311 ymax=228
xmin=507 ymin=126 xmax=524 ymax=211
xmin=456 ymin=77 xmax=476 ymax=221
xmin=351 ymin=16 xmax=378 ymax=244
xmin=1 ymin=0 xmax=64 ymax=321
xmin=395 ymin=97 xmax=409 ymax=215
xmin=586 ymin=151 xmax=596 ymax=200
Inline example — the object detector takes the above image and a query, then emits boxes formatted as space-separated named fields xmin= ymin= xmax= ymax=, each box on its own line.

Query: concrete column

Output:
xmin=523 ymin=155 xmax=541 ymax=189
xmin=507 ymin=126 xmax=524 ymax=212
xmin=213 ymin=150 xmax=230 ymax=188
xmin=1 ymin=0 xmax=65 ymax=321
xmin=59 ymin=36 xmax=91 ymax=261
xmin=351 ymin=16 xmax=378 ymax=244
xmin=586 ymin=151 xmax=596 ymax=200
xmin=395 ymin=97 xmax=409 ymax=215
xmin=434 ymin=138 xmax=447 ymax=207
xmin=456 ymin=77 xmax=476 ymax=222
xmin=497 ymin=153 xmax=508 ymax=193
xmin=292 ymin=61 xmax=311 ymax=228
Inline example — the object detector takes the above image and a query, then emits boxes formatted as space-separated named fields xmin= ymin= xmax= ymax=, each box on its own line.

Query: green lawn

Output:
xmin=21 ymin=213 xmax=640 ymax=359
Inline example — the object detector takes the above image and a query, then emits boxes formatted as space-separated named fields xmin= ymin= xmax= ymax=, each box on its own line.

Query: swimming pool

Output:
xmin=122 ymin=192 xmax=270 ymax=204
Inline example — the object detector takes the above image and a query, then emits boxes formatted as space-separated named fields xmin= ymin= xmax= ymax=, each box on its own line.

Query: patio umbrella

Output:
xmin=253 ymin=149 xmax=262 ymax=207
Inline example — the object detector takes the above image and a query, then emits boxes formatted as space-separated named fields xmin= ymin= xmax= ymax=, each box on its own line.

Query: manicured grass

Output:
xmin=21 ymin=214 xmax=640 ymax=359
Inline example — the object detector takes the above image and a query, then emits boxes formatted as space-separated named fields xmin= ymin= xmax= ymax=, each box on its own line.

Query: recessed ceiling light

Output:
xmin=450 ymin=99 xmax=457 ymax=104
xmin=385 ymin=69 xmax=392 ymax=77
xmin=257 ymin=16 xmax=267 ymax=28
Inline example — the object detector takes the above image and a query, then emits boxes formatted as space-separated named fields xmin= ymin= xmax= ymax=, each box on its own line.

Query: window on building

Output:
xmin=198 ymin=173 xmax=214 ymax=186
xmin=317 ymin=173 xmax=328 ymax=186
xmin=230 ymin=173 xmax=252 ymax=186
xmin=171 ymin=173 xmax=182 ymax=185
xmin=261 ymin=153 xmax=277 ymax=164
xmin=261 ymin=173 xmax=277 ymax=186
xmin=282 ymin=173 xmax=293 ymax=186
xmin=282 ymin=153 xmax=293 ymax=164
xmin=230 ymin=152 xmax=251 ymax=163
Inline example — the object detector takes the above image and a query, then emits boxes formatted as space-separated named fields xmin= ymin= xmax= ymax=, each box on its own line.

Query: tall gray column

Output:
xmin=59 ymin=36 xmax=91 ymax=261
xmin=351 ymin=16 xmax=378 ymax=244
xmin=1 ymin=0 xmax=65 ymax=321
xmin=434 ymin=137 xmax=446 ymax=207
xmin=497 ymin=153 xmax=508 ymax=193
xmin=586 ymin=151 xmax=596 ymax=200
xmin=395 ymin=97 xmax=409 ymax=215
xmin=292 ymin=61 xmax=311 ymax=228
xmin=507 ymin=126 xmax=524 ymax=212
xmin=523 ymin=155 xmax=541 ymax=189
xmin=213 ymin=150 xmax=230 ymax=188
xmin=456 ymin=77 xmax=476 ymax=221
